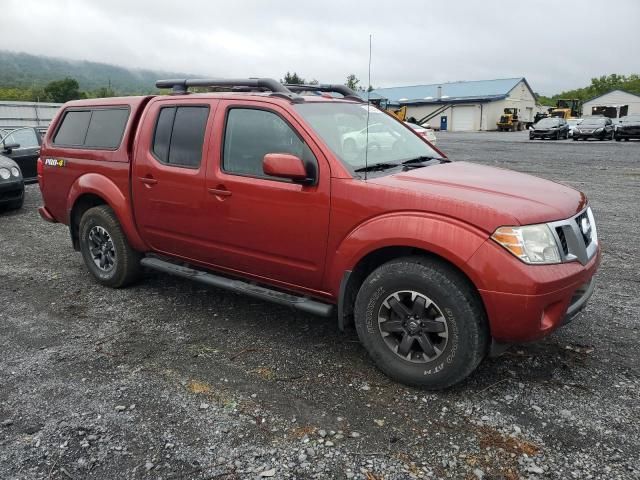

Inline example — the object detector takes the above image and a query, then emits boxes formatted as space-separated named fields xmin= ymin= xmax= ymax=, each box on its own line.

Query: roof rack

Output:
xmin=285 ymin=84 xmax=363 ymax=102
xmin=155 ymin=78 xmax=301 ymax=101
xmin=155 ymin=78 xmax=363 ymax=103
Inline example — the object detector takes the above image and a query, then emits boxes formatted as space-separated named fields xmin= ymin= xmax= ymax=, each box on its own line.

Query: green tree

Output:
xmin=345 ymin=74 xmax=360 ymax=91
xmin=44 ymin=77 xmax=82 ymax=103
xmin=281 ymin=72 xmax=306 ymax=85
xmin=89 ymin=86 xmax=116 ymax=98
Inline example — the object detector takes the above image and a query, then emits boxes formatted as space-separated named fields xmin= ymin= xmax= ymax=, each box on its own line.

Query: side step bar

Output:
xmin=141 ymin=257 xmax=334 ymax=317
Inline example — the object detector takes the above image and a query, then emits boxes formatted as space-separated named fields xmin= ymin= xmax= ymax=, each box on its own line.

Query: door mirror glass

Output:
xmin=263 ymin=153 xmax=309 ymax=182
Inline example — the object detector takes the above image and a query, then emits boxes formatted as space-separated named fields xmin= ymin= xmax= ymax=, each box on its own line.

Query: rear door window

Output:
xmin=151 ymin=106 xmax=209 ymax=168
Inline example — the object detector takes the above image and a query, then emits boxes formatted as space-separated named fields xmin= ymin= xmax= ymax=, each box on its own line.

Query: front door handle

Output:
xmin=139 ymin=176 xmax=158 ymax=186
xmin=208 ymin=187 xmax=232 ymax=197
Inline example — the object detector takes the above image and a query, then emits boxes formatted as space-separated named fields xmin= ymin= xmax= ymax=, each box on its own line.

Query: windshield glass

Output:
xmin=294 ymin=103 xmax=440 ymax=172
xmin=621 ymin=115 xmax=640 ymax=123
xmin=536 ymin=118 xmax=560 ymax=128
xmin=581 ymin=118 xmax=606 ymax=125
xmin=567 ymin=119 xmax=581 ymax=126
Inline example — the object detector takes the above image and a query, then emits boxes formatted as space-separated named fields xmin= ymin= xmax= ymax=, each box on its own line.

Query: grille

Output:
xmin=575 ymin=211 xmax=592 ymax=247
xmin=555 ymin=227 xmax=569 ymax=255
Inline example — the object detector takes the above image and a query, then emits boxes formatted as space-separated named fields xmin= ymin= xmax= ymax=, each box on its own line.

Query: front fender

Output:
xmin=67 ymin=173 xmax=148 ymax=251
xmin=326 ymin=212 xmax=490 ymax=296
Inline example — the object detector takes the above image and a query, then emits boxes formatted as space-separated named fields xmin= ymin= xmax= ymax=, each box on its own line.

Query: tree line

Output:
xmin=536 ymin=74 xmax=640 ymax=106
xmin=0 ymin=78 xmax=114 ymax=103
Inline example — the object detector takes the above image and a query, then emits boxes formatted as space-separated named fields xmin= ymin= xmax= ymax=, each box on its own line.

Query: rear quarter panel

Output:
xmin=40 ymin=97 xmax=152 ymax=249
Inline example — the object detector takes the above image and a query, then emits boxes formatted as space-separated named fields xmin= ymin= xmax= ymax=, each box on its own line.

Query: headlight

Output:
xmin=0 ymin=168 xmax=10 ymax=180
xmin=492 ymin=224 xmax=561 ymax=264
xmin=594 ymin=128 xmax=603 ymax=133
xmin=10 ymin=167 xmax=20 ymax=177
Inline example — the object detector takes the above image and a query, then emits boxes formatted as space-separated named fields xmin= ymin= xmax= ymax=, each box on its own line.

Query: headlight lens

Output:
xmin=0 ymin=168 xmax=11 ymax=180
xmin=594 ymin=128 xmax=603 ymax=133
xmin=492 ymin=224 xmax=561 ymax=264
xmin=10 ymin=167 xmax=20 ymax=177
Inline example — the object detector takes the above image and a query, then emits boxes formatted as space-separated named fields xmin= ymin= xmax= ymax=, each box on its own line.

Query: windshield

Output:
xmin=621 ymin=115 xmax=640 ymax=123
xmin=567 ymin=119 xmax=581 ymax=126
xmin=536 ymin=118 xmax=560 ymax=128
xmin=294 ymin=103 xmax=440 ymax=172
xmin=581 ymin=118 xmax=606 ymax=126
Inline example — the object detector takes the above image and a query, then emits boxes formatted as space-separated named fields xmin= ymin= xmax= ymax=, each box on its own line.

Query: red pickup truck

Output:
xmin=38 ymin=79 xmax=600 ymax=389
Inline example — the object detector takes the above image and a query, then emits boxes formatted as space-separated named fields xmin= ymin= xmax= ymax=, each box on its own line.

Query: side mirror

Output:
xmin=263 ymin=153 xmax=310 ymax=183
xmin=2 ymin=142 xmax=20 ymax=153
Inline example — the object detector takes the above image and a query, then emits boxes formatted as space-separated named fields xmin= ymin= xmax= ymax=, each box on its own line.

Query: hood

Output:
xmin=369 ymin=162 xmax=587 ymax=231
xmin=0 ymin=154 xmax=19 ymax=169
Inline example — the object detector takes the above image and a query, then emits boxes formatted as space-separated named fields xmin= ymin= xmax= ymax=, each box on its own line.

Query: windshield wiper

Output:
xmin=354 ymin=162 xmax=398 ymax=173
xmin=400 ymin=156 xmax=447 ymax=165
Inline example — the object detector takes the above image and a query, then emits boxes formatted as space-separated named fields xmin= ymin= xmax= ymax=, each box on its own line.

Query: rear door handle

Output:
xmin=139 ymin=177 xmax=158 ymax=185
xmin=208 ymin=187 xmax=232 ymax=197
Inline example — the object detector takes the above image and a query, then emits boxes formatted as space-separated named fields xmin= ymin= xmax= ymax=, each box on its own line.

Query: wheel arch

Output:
xmin=67 ymin=173 xmax=148 ymax=252
xmin=330 ymin=213 xmax=492 ymax=331
xmin=337 ymin=245 xmax=488 ymax=332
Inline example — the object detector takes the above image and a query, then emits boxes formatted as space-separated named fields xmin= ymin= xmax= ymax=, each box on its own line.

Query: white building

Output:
xmin=582 ymin=90 xmax=640 ymax=119
xmin=371 ymin=78 xmax=538 ymax=131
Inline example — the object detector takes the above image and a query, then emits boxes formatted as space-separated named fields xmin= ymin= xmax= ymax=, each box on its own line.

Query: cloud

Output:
xmin=3 ymin=0 xmax=640 ymax=95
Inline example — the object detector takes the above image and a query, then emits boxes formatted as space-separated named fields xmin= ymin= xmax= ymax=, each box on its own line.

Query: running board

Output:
xmin=141 ymin=257 xmax=334 ymax=317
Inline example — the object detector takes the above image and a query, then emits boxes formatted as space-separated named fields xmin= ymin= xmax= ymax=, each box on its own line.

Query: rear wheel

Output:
xmin=354 ymin=257 xmax=489 ymax=389
xmin=79 ymin=205 xmax=142 ymax=288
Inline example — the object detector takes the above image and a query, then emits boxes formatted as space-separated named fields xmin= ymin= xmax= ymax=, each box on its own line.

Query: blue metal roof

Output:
xmin=371 ymin=78 xmax=527 ymax=105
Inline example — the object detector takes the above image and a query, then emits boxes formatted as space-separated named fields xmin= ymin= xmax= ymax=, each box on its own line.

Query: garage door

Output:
xmin=452 ymin=106 xmax=476 ymax=131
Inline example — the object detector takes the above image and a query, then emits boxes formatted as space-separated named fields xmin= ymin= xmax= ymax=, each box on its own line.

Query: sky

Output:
xmin=3 ymin=0 xmax=640 ymax=95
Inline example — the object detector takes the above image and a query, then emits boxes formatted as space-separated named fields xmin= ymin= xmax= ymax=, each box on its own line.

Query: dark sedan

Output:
xmin=573 ymin=116 xmax=614 ymax=141
xmin=614 ymin=114 xmax=640 ymax=141
xmin=0 ymin=127 xmax=43 ymax=182
xmin=529 ymin=117 xmax=569 ymax=140
xmin=0 ymin=154 xmax=24 ymax=211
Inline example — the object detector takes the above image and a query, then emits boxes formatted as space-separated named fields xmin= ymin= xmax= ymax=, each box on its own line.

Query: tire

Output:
xmin=354 ymin=256 xmax=489 ymax=389
xmin=79 ymin=205 xmax=142 ymax=288
xmin=573 ymin=136 xmax=578 ymax=141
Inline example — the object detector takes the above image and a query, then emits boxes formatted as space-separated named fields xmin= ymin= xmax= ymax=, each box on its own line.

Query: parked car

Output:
xmin=0 ymin=126 xmax=43 ymax=182
xmin=573 ymin=117 xmax=614 ymax=141
xmin=614 ymin=114 xmax=640 ymax=141
xmin=405 ymin=121 xmax=437 ymax=145
xmin=342 ymin=122 xmax=400 ymax=155
xmin=529 ymin=117 xmax=569 ymax=140
xmin=566 ymin=118 xmax=583 ymax=138
xmin=38 ymin=79 xmax=600 ymax=389
xmin=0 ymin=154 xmax=24 ymax=210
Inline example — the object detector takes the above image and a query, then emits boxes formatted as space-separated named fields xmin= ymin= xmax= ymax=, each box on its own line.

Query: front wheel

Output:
xmin=79 ymin=205 xmax=142 ymax=288
xmin=354 ymin=257 xmax=489 ymax=389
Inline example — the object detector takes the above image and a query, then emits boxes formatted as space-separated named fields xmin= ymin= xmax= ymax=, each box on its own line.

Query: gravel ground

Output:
xmin=1 ymin=131 xmax=639 ymax=479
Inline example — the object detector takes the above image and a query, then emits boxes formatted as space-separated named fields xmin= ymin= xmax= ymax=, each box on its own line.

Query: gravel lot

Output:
xmin=1 ymin=131 xmax=639 ymax=479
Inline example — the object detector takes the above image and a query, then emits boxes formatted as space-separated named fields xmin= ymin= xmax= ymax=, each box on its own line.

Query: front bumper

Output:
xmin=467 ymin=240 xmax=601 ymax=343
xmin=530 ymin=130 xmax=558 ymax=139
xmin=574 ymin=130 xmax=605 ymax=139
xmin=0 ymin=179 xmax=24 ymax=205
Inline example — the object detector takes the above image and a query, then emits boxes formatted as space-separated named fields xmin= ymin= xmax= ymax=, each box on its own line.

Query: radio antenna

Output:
xmin=364 ymin=34 xmax=372 ymax=181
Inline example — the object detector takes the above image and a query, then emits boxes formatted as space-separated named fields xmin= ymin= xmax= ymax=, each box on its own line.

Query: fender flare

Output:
xmin=67 ymin=173 xmax=148 ymax=252
xmin=327 ymin=212 xmax=491 ymax=299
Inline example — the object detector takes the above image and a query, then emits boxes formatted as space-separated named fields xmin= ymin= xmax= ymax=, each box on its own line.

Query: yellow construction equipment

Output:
xmin=497 ymin=108 xmax=526 ymax=131
xmin=550 ymin=99 xmax=581 ymax=120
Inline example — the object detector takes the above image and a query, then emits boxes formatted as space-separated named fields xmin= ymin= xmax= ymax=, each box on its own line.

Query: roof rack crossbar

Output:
xmin=156 ymin=78 xmax=292 ymax=95
xmin=285 ymin=84 xmax=363 ymax=102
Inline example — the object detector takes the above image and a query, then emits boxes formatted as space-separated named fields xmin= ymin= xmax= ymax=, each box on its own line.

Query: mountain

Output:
xmin=0 ymin=51 xmax=196 ymax=94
